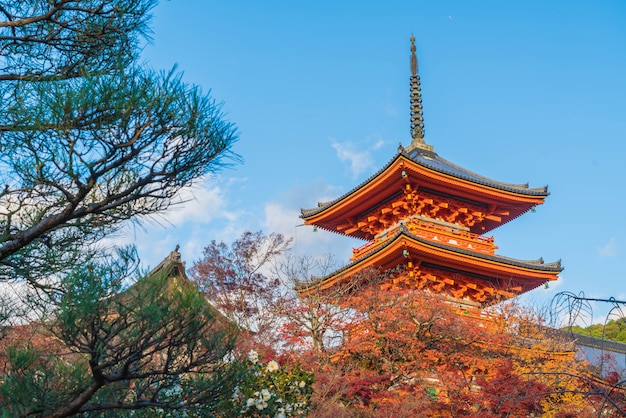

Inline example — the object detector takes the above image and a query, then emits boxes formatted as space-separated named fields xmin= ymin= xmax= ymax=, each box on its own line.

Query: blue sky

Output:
xmin=125 ymin=1 xmax=626 ymax=318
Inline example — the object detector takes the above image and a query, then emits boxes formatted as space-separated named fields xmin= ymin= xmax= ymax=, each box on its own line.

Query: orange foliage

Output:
xmin=299 ymin=286 xmax=597 ymax=417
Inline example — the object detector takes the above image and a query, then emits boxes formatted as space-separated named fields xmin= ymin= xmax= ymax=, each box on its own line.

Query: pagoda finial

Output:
xmin=410 ymin=35 xmax=418 ymax=77
xmin=407 ymin=35 xmax=433 ymax=153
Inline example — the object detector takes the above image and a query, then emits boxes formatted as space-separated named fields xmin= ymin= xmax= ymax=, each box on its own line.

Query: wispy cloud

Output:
xmin=263 ymin=200 xmax=359 ymax=262
xmin=331 ymin=141 xmax=373 ymax=178
xmin=106 ymin=176 xmax=246 ymax=269
xmin=597 ymin=237 xmax=617 ymax=258
xmin=331 ymin=136 xmax=386 ymax=179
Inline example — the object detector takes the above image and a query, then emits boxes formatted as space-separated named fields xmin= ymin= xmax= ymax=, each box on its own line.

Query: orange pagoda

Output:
xmin=297 ymin=37 xmax=561 ymax=310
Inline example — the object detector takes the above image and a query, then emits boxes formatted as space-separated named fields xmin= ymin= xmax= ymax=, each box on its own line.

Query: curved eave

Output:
xmin=301 ymin=151 xmax=549 ymax=238
xmin=296 ymin=227 xmax=561 ymax=295
xmin=403 ymin=148 xmax=548 ymax=197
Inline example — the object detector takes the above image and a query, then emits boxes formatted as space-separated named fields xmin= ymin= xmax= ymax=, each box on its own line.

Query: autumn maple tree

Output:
xmin=315 ymin=285 xmax=515 ymax=416
xmin=190 ymin=231 xmax=291 ymax=350
xmin=190 ymin=233 xmax=354 ymax=354
xmin=300 ymin=283 xmax=600 ymax=417
xmin=271 ymin=254 xmax=364 ymax=354
xmin=189 ymin=231 xmax=624 ymax=417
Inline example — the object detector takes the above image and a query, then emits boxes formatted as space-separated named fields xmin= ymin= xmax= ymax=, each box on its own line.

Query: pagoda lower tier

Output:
xmin=295 ymin=224 xmax=561 ymax=307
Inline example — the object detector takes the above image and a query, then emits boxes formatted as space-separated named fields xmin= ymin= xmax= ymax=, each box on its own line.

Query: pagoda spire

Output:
xmin=407 ymin=35 xmax=433 ymax=152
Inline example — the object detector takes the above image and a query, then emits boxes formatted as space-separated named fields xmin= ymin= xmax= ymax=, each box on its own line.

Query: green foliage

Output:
xmin=0 ymin=0 xmax=155 ymax=81
xmin=0 ymin=343 xmax=91 ymax=417
xmin=0 ymin=1 xmax=243 ymax=415
xmin=0 ymin=0 xmax=238 ymax=285
xmin=230 ymin=351 xmax=314 ymax=417
xmin=0 ymin=249 xmax=247 ymax=415
xmin=568 ymin=317 xmax=626 ymax=343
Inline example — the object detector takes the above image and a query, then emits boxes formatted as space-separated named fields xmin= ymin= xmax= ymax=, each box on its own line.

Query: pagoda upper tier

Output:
xmin=301 ymin=144 xmax=549 ymax=241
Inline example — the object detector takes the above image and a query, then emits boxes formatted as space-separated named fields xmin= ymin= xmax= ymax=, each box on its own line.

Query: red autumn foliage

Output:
xmin=291 ymin=285 xmax=597 ymax=417
xmin=190 ymin=230 xmax=290 ymax=346
xmin=188 ymin=232 xmax=619 ymax=416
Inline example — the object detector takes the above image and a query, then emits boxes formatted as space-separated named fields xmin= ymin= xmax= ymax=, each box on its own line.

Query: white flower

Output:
xmin=299 ymin=380 xmax=306 ymax=388
xmin=266 ymin=360 xmax=280 ymax=372
xmin=255 ymin=399 xmax=268 ymax=410
xmin=275 ymin=412 xmax=286 ymax=418
xmin=246 ymin=398 xmax=255 ymax=407
xmin=248 ymin=350 xmax=259 ymax=364
xmin=261 ymin=388 xmax=271 ymax=401
xmin=231 ymin=386 xmax=240 ymax=399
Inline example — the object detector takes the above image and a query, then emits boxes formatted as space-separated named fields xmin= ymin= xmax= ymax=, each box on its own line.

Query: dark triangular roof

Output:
xmin=145 ymin=246 xmax=186 ymax=281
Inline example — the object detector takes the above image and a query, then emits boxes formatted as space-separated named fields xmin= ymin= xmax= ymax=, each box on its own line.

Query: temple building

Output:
xmin=297 ymin=37 xmax=561 ymax=311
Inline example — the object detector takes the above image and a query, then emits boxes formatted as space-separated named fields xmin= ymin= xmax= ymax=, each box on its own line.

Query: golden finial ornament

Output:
xmin=410 ymin=35 xmax=418 ymax=77
xmin=406 ymin=35 xmax=433 ymax=152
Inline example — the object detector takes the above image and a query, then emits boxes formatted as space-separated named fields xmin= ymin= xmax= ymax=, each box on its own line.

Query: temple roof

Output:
xmin=402 ymin=146 xmax=548 ymax=196
xmin=146 ymin=245 xmax=186 ymax=280
xmin=302 ymin=146 xmax=547 ymax=217
xmin=296 ymin=224 xmax=561 ymax=295
xmin=301 ymin=147 xmax=549 ymax=238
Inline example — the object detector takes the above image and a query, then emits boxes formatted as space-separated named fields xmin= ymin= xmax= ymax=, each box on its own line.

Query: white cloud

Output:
xmin=157 ymin=182 xmax=237 ymax=226
xmin=330 ymin=135 xmax=388 ymax=179
xmin=263 ymin=201 xmax=360 ymax=263
xmin=101 ymin=176 xmax=248 ymax=269
xmin=597 ymin=237 xmax=617 ymax=258
xmin=263 ymin=202 xmax=301 ymax=240
xmin=331 ymin=141 xmax=374 ymax=178
xmin=101 ymin=176 xmax=366 ymax=274
xmin=372 ymin=138 xmax=385 ymax=150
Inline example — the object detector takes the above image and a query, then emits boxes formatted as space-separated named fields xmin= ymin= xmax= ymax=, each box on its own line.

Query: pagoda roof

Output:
xmin=403 ymin=146 xmax=548 ymax=197
xmin=301 ymin=146 xmax=549 ymax=237
xmin=296 ymin=224 xmax=561 ymax=298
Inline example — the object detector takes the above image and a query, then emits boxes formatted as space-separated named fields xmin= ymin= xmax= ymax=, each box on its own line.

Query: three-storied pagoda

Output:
xmin=297 ymin=37 xmax=561 ymax=310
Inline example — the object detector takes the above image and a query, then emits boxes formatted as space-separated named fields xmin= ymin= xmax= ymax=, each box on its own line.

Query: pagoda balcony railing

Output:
xmin=351 ymin=219 xmax=495 ymax=261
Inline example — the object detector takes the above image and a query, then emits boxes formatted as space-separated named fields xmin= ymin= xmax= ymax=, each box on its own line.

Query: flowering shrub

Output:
xmin=232 ymin=351 xmax=314 ymax=417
